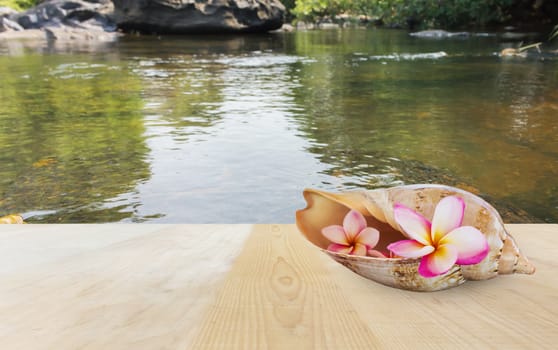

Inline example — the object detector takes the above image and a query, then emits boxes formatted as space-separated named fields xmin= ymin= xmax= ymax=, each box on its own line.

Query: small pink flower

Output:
xmin=322 ymin=209 xmax=385 ymax=257
xmin=388 ymin=196 xmax=490 ymax=278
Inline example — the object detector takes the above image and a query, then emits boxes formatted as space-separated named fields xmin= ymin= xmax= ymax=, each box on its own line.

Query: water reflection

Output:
xmin=290 ymin=30 xmax=557 ymax=222
xmin=491 ymin=60 xmax=558 ymax=221
xmin=132 ymin=49 xmax=315 ymax=222
xmin=131 ymin=56 xmax=225 ymax=143
xmin=0 ymin=55 xmax=151 ymax=221
xmin=0 ymin=30 xmax=557 ymax=223
xmin=0 ymin=34 xmax=119 ymax=56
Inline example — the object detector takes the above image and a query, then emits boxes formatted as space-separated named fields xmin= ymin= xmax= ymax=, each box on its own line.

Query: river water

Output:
xmin=0 ymin=29 xmax=557 ymax=223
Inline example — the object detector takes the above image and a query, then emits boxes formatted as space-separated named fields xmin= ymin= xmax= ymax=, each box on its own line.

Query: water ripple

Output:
xmin=365 ymin=51 xmax=448 ymax=61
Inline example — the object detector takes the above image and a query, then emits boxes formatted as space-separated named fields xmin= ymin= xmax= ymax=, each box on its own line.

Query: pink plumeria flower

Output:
xmin=387 ymin=196 xmax=489 ymax=278
xmin=322 ymin=209 xmax=386 ymax=257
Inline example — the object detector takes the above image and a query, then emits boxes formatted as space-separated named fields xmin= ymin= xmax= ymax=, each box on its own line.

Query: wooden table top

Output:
xmin=0 ymin=224 xmax=556 ymax=349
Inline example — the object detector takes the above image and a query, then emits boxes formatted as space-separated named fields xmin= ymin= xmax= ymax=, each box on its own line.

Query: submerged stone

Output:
xmin=410 ymin=30 xmax=470 ymax=38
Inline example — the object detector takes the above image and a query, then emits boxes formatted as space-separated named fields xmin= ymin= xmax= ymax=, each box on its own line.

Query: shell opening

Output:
xmin=295 ymin=189 xmax=407 ymax=254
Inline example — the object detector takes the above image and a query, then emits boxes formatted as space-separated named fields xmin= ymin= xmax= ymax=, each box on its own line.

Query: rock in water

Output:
xmin=112 ymin=0 xmax=285 ymax=34
xmin=410 ymin=30 xmax=470 ymax=38
xmin=11 ymin=0 xmax=115 ymax=31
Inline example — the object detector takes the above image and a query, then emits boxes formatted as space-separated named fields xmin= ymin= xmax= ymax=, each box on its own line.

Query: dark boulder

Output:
xmin=112 ymin=0 xmax=285 ymax=34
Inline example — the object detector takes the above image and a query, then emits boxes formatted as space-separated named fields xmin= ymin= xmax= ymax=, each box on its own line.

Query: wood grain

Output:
xmin=191 ymin=224 xmax=558 ymax=349
xmin=191 ymin=224 xmax=379 ymax=349
xmin=0 ymin=224 xmax=556 ymax=349
xmin=0 ymin=224 xmax=253 ymax=349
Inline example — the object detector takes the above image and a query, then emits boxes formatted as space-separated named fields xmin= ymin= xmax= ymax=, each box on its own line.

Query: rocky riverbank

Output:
xmin=0 ymin=0 xmax=285 ymax=47
xmin=0 ymin=1 xmax=119 ymax=44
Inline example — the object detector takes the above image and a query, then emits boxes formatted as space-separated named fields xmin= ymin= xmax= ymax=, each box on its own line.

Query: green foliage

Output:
xmin=292 ymin=0 xmax=351 ymax=20
xmin=388 ymin=0 xmax=515 ymax=28
xmin=292 ymin=0 xmax=516 ymax=28
xmin=0 ymin=0 xmax=39 ymax=11
xmin=280 ymin=0 xmax=297 ymax=12
xmin=280 ymin=0 xmax=297 ymax=21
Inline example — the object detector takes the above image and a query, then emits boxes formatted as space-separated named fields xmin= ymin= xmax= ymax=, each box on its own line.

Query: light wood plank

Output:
xmin=0 ymin=224 xmax=168 ymax=276
xmin=191 ymin=224 xmax=380 ymax=349
xmin=0 ymin=224 xmax=253 ymax=349
xmin=293 ymin=224 xmax=558 ymax=350
xmin=0 ymin=224 xmax=556 ymax=349
xmin=192 ymin=224 xmax=558 ymax=349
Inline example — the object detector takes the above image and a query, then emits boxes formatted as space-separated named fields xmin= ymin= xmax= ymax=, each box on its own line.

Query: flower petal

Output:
xmin=367 ymin=249 xmax=387 ymax=258
xmin=387 ymin=240 xmax=435 ymax=258
xmin=355 ymin=227 xmax=380 ymax=248
xmin=439 ymin=226 xmax=489 ymax=265
xmin=351 ymin=243 xmax=368 ymax=256
xmin=418 ymin=244 xmax=458 ymax=278
xmin=393 ymin=204 xmax=432 ymax=245
xmin=322 ymin=225 xmax=348 ymax=245
xmin=343 ymin=210 xmax=367 ymax=239
xmin=431 ymin=196 xmax=465 ymax=243
xmin=327 ymin=243 xmax=353 ymax=254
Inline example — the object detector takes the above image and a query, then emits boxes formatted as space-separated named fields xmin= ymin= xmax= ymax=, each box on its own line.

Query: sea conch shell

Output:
xmin=296 ymin=184 xmax=535 ymax=292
